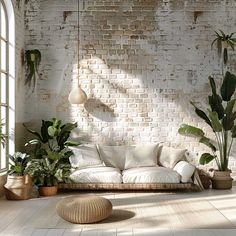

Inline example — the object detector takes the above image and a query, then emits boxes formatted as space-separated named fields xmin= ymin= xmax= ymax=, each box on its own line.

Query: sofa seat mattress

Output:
xmin=70 ymin=166 xmax=122 ymax=183
xmin=122 ymin=166 xmax=181 ymax=184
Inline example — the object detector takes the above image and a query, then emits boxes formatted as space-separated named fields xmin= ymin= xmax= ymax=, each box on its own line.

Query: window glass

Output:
xmin=1 ymin=3 xmax=7 ymax=39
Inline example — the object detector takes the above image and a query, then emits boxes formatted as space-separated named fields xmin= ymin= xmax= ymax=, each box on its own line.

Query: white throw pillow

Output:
xmin=124 ymin=144 xmax=159 ymax=169
xmin=69 ymin=144 xmax=103 ymax=169
xmin=157 ymin=145 xmax=186 ymax=168
xmin=97 ymin=145 xmax=129 ymax=170
xmin=173 ymin=161 xmax=195 ymax=183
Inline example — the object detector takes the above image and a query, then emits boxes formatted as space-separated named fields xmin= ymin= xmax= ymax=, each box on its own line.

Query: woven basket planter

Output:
xmin=212 ymin=170 xmax=233 ymax=190
xmin=4 ymin=175 xmax=32 ymax=200
xmin=197 ymin=169 xmax=211 ymax=189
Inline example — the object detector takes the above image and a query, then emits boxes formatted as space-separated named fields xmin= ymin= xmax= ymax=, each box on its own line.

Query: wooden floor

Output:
xmin=0 ymin=186 xmax=236 ymax=236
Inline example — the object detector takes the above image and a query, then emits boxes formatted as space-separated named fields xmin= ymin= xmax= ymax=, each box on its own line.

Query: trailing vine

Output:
xmin=25 ymin=49 xmax=41 ymax=92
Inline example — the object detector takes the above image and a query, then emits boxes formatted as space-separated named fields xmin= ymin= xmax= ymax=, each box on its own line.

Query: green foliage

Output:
xmin=8 ymin=152 xmax=30 ymax=176
xmin=178 ymin=71 xmax=236 ymax=171
xmin=24 ymin=118 xmax=80 ymax=186
xmin=0 ymin=119 xmax=6 ymax=147
xmin=25 ymin=149 xmax=71 ymax=187
xmin=220 ymin=72 xmax=236 ymax=101
xmin=199 ymin=153 xmax=216 ymax=165
xmin=25 ymin=49 xmax=41 ymax=92
xmin=211 ymin=30 xmax=236 ymax=65
xmin=178 ymin=124 xmax=204 ymax=138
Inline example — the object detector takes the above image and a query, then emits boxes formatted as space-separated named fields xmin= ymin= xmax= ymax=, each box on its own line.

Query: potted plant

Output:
xmin=211 ymin=30 xmax=236 ymax=65
xmin=24 ymin=118 xmax=79 ymax=196
xmin=4 ymin=152 xmax=32 ymax=200
xmin=25 ymin=49 xmax=41 ymax=92
xmin=178 ymin=71 xmax=236 ymax=189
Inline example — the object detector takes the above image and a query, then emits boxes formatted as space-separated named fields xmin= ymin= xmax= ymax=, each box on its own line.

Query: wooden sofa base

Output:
xmin=58 ymin=183 xmax=197 ymax=191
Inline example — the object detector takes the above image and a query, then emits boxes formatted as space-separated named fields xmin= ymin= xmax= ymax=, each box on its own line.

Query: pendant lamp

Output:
xmin=68 ymin=86 xmax=87 ymax=104
xmin=68 ymin=0 xmax=87 ymax=105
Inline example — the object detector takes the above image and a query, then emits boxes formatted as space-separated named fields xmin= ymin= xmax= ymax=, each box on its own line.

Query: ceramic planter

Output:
xmin=38 ymin=186 xmax=58 ymax=196
xmin=212 ymin=170 xmax=233 ymax=190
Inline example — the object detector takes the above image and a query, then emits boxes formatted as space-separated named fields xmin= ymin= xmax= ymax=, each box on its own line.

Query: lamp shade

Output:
xmin=68 ymin=87 xmax=87 ymax=105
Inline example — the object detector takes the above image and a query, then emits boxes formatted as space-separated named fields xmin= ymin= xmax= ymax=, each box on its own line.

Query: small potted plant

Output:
xmin=24 ymin=118 xmax=79 ymax=196
xmin=178 ymin=71 xmax=236 ymax=189
xmin=211 ymin=30 xmax=236 ymax=65
xmin=4 ymin=152 xmax=32 ymax=200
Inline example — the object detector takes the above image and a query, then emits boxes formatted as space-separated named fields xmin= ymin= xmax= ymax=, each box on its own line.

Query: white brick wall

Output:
xmin=15 ymin=0 xmax=236 ymax=177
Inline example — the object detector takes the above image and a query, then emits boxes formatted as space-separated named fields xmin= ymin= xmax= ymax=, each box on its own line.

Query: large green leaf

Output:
xmin=209 ymin=76 xmax=217 ymax=95
xmin=178 ymin=124 xmax=204 ymax=137
xmin=199 ymin=153 xmax=216 ymax=165
xmin=222 ymin=99 xmax=236 ymax=131
xmin=231 ymin=125 xmax=236 ymax=138
xmin=41 ymin=120 xmax=53 ymax=143
xmin=190 ymin=102 xmax=212 ymax=127
xmin=222 ymin=111 xmax=236 ymax=131
xmin=64 ymin=140 xmax=81 ymax=147
xmin=225 ymin=99 xmax=236 ymax=115
xmin=25 ymin=139 xmax=41 ymax=146
xmin=199 ymin=137 xmax=217 ymax=152
xmin=57 ymin=122 xmax=77 ymax=150
xmin=223 ymin=48 xmax=228 ymax=64
xmin=48 ymin=126 xmax=58 ymax=137
xmin=208 ymin=94 xmax=224 ymax=120
xmin=208 ymin=111 xmax=222 ymax=132
xmin=220 ymin=71 xmax=236 ymax=101
xmin=23 ymin=123 xmax=43 ymax=142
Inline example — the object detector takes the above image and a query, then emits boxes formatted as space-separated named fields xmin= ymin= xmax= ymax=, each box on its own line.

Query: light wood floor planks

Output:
xmin=0 ymin=187 xmax=236 ymax=235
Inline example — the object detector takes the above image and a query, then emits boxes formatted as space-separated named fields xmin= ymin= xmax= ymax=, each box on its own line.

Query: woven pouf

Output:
xmin=56 ymin=195 xmax=112 ymax=224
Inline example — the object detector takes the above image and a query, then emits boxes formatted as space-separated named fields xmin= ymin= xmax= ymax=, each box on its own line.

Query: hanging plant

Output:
xmin=25 ymin=49 xmax=41 ymax=92
xmin=211 ymin=30 xmax=236 ymax=65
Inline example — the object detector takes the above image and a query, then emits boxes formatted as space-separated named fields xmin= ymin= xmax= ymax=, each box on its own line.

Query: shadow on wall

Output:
xmin=84 ymin=98 xmax=116 ymax=122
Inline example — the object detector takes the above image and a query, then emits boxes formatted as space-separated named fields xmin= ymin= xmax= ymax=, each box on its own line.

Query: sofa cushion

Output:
xmin=173 ymin=161 xmax=195 ymax=183
xmin=122 ymin=166 xmax=181 ymax=184
xmin=70 ymin=166 xmax=122 ymax=183
xmin=97 ymin=145 xmax=129 ymax=170
xmin=157 ymin=146 xmax=186 ymax=168
xmin=124 ymin=144 xmax=159 ymax=169
xmin=69 ymin=144 xmax=103 ymax=169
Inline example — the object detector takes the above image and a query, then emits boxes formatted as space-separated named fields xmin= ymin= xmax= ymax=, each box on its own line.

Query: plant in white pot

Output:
xmin=4 ymin=152 xmax=32 ymax=200
xmin=24 ymin=118 xmax=79 ymax=196
xmin=178 ymin=71 xmax=236 ymax=189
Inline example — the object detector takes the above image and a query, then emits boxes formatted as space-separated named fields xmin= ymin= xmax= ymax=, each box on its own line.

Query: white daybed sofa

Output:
xmin=58 ymin=143 xmax=203 ymax=191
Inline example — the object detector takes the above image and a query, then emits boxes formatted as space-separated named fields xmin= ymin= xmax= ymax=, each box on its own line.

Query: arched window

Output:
xmin=0 ymin=0 xmax=15 ymax=173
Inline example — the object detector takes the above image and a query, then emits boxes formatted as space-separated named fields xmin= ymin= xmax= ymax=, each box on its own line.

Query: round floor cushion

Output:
xmin=56 ymin=195 xmax=112 ymax=224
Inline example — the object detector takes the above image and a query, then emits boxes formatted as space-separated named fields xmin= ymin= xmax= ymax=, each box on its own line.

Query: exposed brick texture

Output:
xmin=14 ymin=0 xmax=236 ymax=177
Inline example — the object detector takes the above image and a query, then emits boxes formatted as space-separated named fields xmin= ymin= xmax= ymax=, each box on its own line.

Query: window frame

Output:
xmin=0 ymin=0 xmax=14 ymax=174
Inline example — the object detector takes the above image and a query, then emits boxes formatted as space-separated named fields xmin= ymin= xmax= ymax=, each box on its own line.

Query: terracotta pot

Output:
xmin=4 ymin=174 xmax=32 ymax=200
xmin=212 ymin=170 xmax=233 ymax=190
xmin=38 ymin=186 xmax=58 ymax=196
